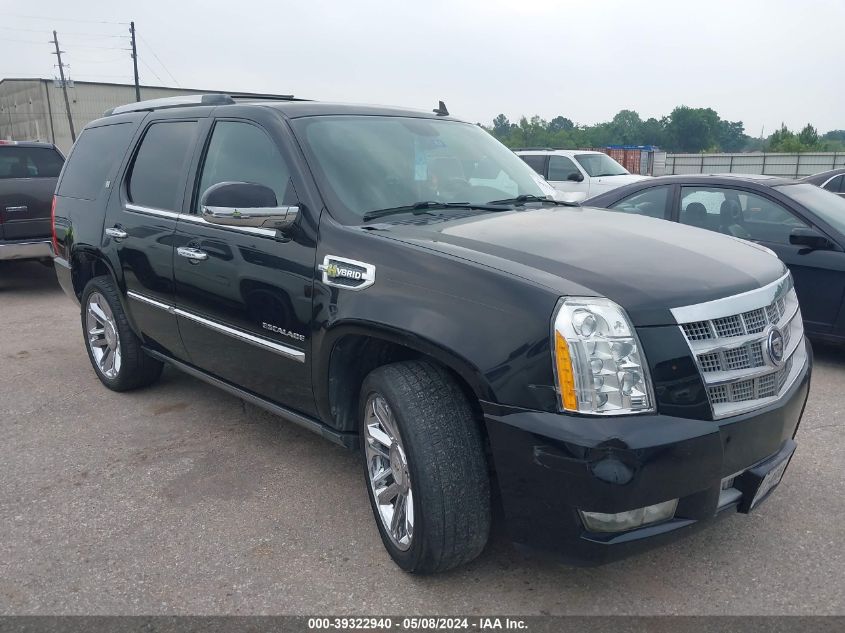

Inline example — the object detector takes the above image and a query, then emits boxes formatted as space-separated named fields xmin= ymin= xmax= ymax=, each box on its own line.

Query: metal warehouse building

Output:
xmin=0 ymin=78 xmax=272 ymax=154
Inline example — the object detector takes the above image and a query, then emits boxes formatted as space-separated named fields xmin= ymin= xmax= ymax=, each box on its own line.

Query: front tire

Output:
xmin=80 ymin=276 xmax=163 ymax=391
xmin=360 ymin=360 xmax=491 ymax=573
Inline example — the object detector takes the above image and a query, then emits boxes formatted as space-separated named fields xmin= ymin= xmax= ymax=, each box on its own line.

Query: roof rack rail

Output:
xmin=104 ymin=94 xmax=235 ymax=116
xmin=228 ymin=92 xmax=303 ymax=101
xmin=511 ymin=147 xmax=556 ymax=151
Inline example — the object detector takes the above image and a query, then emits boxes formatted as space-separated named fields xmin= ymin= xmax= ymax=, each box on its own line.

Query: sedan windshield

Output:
xmin=775 ymin=183 xmax=845 ymax=236
xmin=575 ymin=153 xmax=628 ymax=177
xmin=291 ymin=115 xmax=554 ymax=222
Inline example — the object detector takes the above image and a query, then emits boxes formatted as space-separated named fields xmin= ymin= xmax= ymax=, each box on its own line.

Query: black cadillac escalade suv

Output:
xmin=53 ymin=95 xmax=811 ymax=573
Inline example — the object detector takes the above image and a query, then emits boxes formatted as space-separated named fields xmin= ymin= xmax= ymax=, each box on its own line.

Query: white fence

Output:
xmin=663 ymin=152 xmax=845 ymax=178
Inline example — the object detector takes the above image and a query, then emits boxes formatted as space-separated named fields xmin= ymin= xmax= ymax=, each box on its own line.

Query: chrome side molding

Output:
xmin=122 ymin=203 xmax=279 ymax=238
xmin=126 ymin=290 xmax=305 ymax=363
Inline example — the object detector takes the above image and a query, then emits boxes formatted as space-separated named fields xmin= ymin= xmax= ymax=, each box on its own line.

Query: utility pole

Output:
xmin=129 ymin=21 xmax=140 ymax=101
xmin=50 ymin=30 xmax=76 ymax=142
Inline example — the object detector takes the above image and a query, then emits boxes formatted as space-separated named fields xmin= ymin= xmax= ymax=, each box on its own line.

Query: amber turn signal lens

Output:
xmin=555 ymin=331 xmax=578 ymax=410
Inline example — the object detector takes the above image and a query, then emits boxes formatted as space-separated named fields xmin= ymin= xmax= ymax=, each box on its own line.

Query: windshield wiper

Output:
xmin=486 ymin=194 xmax=575 ymax=207
xmin=362 ymin=201 xmax=508 ymax=222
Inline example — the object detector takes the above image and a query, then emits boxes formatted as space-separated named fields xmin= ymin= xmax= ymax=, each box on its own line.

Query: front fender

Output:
xmin=311 ymin=220 xmax=562 ymax=425
xmin=313 ymin=319 xmax=494 ymax=425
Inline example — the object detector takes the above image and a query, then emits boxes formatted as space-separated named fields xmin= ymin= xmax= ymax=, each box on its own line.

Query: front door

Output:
xmin=546 ymin=155 xmax=588 ymax=195
xmin=172 ymin=116 xmax=317 ymax=416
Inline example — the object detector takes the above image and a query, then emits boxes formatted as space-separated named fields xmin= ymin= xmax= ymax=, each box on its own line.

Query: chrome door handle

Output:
xmin=177 ymin=246 xmax=208 ymax=261
xmin=105 ymin=227 xmax=128 ymax=239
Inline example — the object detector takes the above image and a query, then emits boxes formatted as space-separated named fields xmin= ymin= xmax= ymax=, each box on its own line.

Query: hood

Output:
xmin=368 ymin=207 xmax=787 ymax=326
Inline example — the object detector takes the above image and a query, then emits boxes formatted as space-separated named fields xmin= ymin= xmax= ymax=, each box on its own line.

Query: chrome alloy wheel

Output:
xmin=364 ymin=393 xmax=414 ymax=550
xmin=85 ymin=292 xmax=121 ymax=379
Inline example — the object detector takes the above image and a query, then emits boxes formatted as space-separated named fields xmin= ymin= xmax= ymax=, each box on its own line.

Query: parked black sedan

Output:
xmin=802 ymin=168 xmax=845 ymax=197
xmin=587 ymin=174 xmax=845 ymax=344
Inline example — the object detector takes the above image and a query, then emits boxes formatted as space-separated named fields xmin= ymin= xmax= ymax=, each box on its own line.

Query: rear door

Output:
xmin=172 ymin=111 xmax=318 ymax=415
xmin=106 ymin=112 xmax=205 ymax=360
xmin=0 ymin=145 xmax=64 ymax=240
xmin=518 ymin=154 xmax=548 ymax=178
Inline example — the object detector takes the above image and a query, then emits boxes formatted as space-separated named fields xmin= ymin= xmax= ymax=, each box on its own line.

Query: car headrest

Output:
xmin=686 ymin=202 xmax=707 ymax=222
xmin=720 ymin=199 xmax=742 ymax=221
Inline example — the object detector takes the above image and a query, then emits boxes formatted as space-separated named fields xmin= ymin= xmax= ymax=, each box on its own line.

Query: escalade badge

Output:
xmin=318 ymin=255 xmax=376 ymax=291
xmin=767 ymin=327 xmax=785 ymax=366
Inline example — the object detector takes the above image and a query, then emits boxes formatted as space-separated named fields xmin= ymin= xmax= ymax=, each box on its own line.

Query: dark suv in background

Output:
xmin=0 ymin=140 xmax=64 ymax=263
xmin=53 ymin=95 xmax=811 ymax=573
xmin=587 ymin=174 xmax=845 ymax=345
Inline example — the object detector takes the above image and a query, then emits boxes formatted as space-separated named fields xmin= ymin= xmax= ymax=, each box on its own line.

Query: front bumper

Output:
xmin=483 ymin=339 xmax=812 ymax=565
xmin=0 ymin=239 xmax=52 ymax=261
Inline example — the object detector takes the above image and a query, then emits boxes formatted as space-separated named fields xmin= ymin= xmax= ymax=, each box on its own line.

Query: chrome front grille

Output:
xmin=672 ymin=272 xmax=807 ymax=419
xmin=698 ymin=340 xmax=765 ymax=373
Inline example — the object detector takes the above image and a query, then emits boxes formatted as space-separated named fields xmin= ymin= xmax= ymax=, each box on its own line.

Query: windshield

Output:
xmin=575 ymin=153 xmax=628 ymax=177
xmin=775 ymin=183 xmax=845 ymax=235
xmin=291 ymin=116 xmax=554 ymax=222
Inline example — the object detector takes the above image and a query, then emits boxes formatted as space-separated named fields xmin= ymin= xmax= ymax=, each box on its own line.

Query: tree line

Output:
xmin=484 ymin=106 xmax=845 ymax=154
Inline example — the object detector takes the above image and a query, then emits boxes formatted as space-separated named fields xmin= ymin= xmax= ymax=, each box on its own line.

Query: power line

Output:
xmin=138 ymin=34 xmax=181 ymax=87
xmin=0 ymin=25 xmax=128 ymax=38
xmin=0 ymin=37 xmax=51 ymax=45
xmin=139 ymin=58 xmax=165 ymax=85
xmin=68 ymin=54 xmax=129 ymax=64
xmin=0 ymin=39 xmax=129 ymax=51
xmin=0 ymin=74 xmax=137 ymax=82
xmin=64 ymin=74 xmax=134 ymax=79
xmin=0 ymin=13 xmax=129 ymax=25
xmin=62 ymin=43 xmax=132 ymax=51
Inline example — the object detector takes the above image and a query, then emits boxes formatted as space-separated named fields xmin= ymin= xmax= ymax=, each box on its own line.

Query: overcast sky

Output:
xmin=2 ymin=0 xmax=843 ymax=135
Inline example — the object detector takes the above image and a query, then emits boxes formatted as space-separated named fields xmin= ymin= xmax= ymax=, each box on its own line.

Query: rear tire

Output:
xmin=360 ymin=360 xmax=491 ymax=573
xmin=80 ymin=276 xmax=163 ymax=391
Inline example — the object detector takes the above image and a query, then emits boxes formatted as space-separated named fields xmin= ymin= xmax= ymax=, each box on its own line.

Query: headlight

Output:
xmin=552 ymin=297 xmax=654 ymax=415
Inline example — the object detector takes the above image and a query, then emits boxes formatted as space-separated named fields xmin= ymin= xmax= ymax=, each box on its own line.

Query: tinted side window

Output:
xmin=608 ymin=186 xmax=669 ymax=219
xmin=823 ymin=175 xmax=843 ymax=193
xmin=195 ymin=121 xmax=294 ymax=211
xmin=0 ymin=147 xmax=64 ymax=179
xmin=57 ymin=123 xmax=133 ymax=200
xmin=679 ymin=186 xmax=808 ymax=243
xmin=128 ymin=121 xmax=198 ymax=210
xmin=679 ymin=188 xmax=724 ymax=231
xmin=519 ymin=154 xmax=546 ymax=177
xmin=547 ymin=155 xmax=581 ymax=181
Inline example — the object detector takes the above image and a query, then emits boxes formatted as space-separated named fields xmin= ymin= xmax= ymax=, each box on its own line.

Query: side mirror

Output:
xmin=789 ymin=227 xmax=835 ymax=251
xmin=200 ymin=181 xmax=299 ymax=231
xmin=567 ymin=172 xmax=585 ymax=182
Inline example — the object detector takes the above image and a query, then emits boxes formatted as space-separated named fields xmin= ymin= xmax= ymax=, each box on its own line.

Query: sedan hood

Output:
xmin=369 ymin=207 xmax=787 ymax=326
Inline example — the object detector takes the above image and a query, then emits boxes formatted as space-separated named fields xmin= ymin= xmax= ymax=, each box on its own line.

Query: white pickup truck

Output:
xmin=515 ymin=149 xmax=649 ymax=198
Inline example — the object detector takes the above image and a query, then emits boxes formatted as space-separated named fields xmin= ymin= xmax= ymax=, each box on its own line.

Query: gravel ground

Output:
xmin=1 ymin=260 xmax=843 ymax=615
